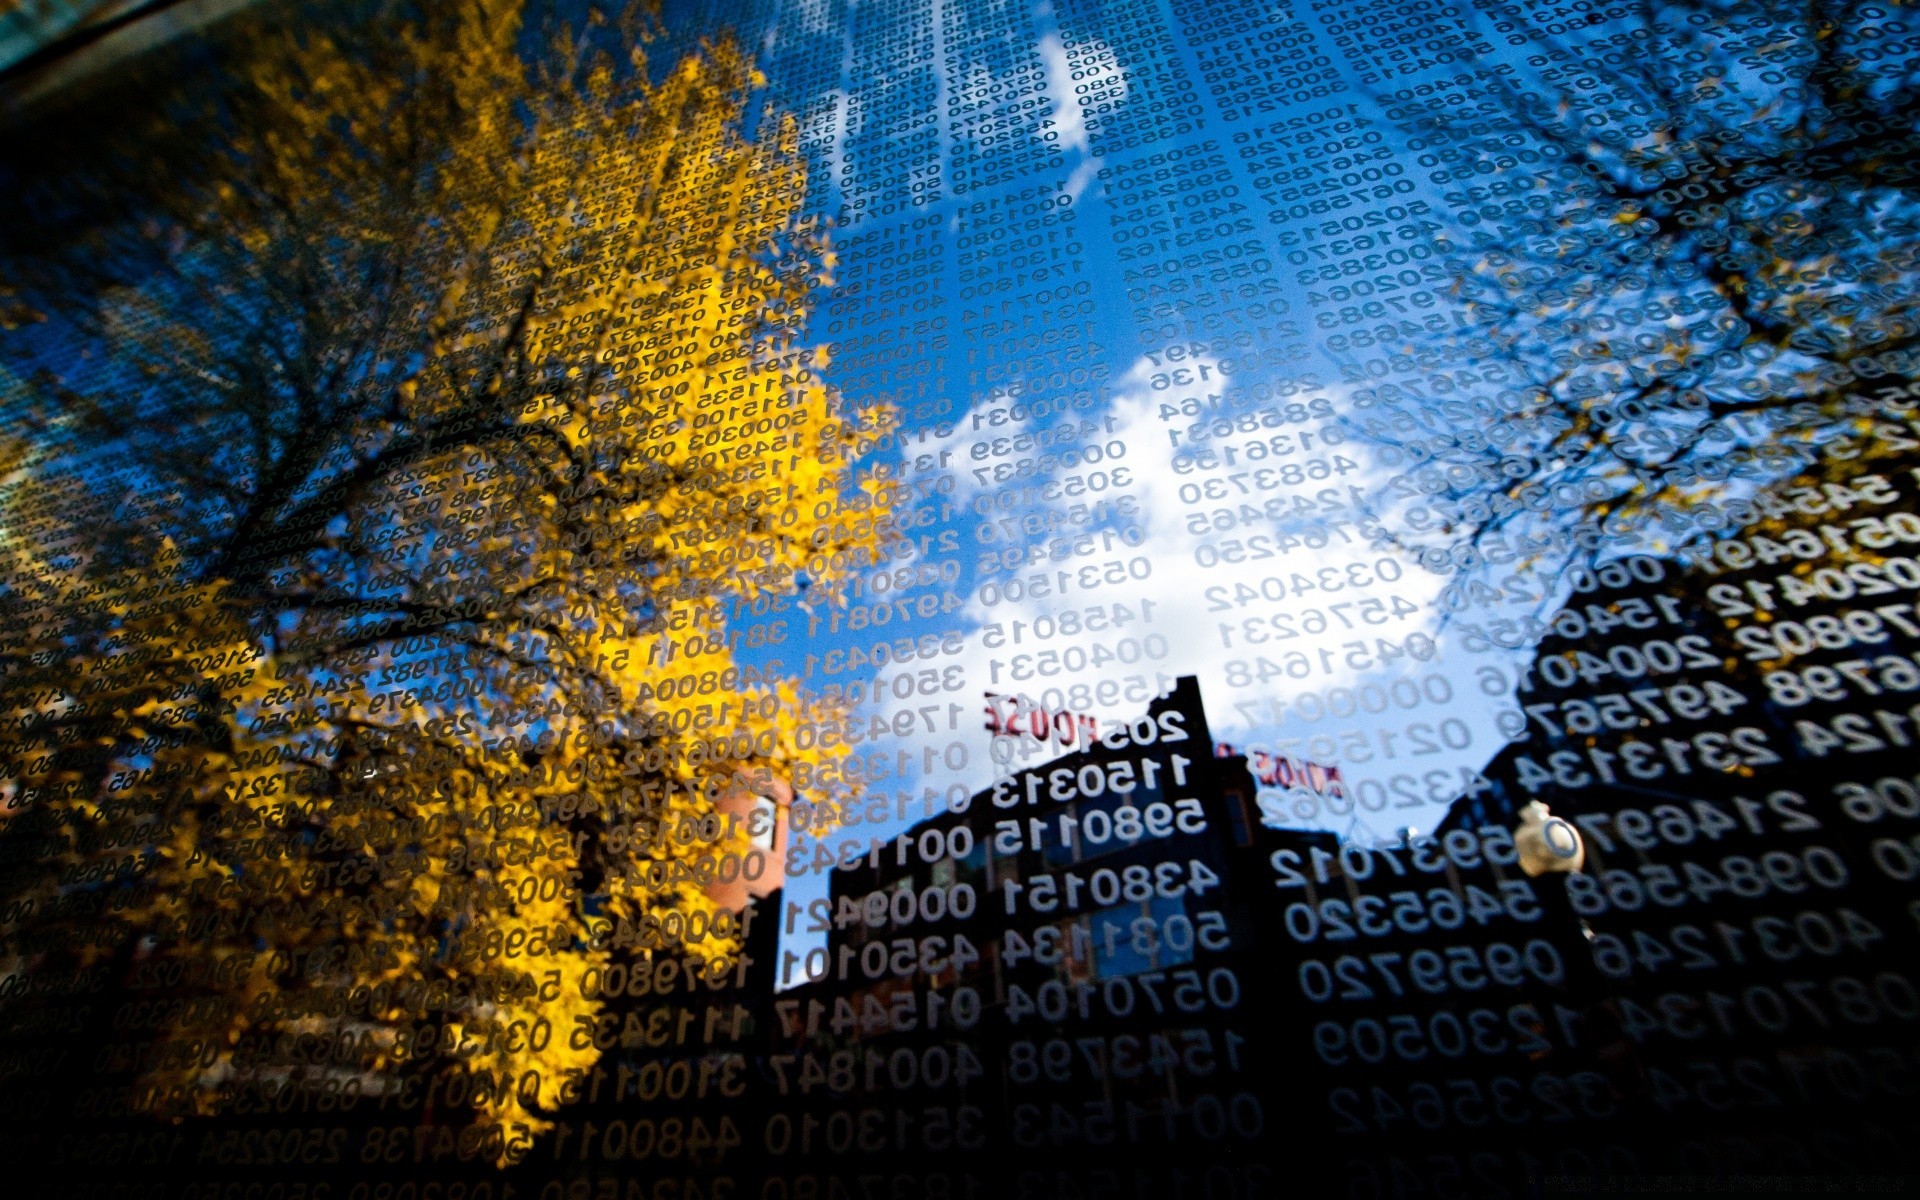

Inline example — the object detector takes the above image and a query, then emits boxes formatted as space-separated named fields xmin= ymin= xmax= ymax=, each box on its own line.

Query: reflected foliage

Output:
xmin=1359 ymin=0 xmax=1920 ymax=568
xmin=0 ymin=0 xmax=890 ymax=1153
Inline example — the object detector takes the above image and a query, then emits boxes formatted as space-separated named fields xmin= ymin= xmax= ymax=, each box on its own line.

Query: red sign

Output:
xmin=1218 ymin=741 xmax=1345 ymax=797
xmin=985 ymin=693 xmax=1100 ymax=749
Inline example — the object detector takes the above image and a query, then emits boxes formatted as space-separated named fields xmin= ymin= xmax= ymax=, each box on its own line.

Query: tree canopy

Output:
xmin=0 ymin=0 xmax=890 ymax=1155
xmin=1356 ymin=0 xmax=1920 ymax=574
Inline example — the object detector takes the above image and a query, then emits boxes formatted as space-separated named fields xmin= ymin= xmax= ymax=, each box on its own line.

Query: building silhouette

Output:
xmin=731 ymin=676 xmax=1335 ymax=1190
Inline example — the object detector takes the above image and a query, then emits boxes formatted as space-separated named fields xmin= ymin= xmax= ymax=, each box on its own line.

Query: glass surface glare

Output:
xmin=1 ymin=0 xmax=1918 ymax=1195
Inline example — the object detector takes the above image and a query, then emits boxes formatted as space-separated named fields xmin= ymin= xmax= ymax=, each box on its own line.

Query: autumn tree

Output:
xmin=1353 ymin=0 xmax=1920 ymax=572
xmin=0 ymin=0 xmax=890 ymax=1155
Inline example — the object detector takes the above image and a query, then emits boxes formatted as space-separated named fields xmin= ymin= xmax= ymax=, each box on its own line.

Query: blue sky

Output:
xmin=663 ymin=0 xmax=1920 ymax=965
xmin=14 ymin=0 xmax=1905 ymax=968
xmin=645 ymin=0 xmax=1635 ymax=962
xmin=670 ymin=0 xmax=1562 ymax=865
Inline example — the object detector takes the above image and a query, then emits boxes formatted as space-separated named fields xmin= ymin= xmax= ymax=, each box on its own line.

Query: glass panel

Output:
xmin=2 ymin=0 xmax=1918 ymax=1193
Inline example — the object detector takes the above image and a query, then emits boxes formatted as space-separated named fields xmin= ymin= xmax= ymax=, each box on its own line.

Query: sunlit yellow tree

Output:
xmin=0 ymin=0 xmax=891 ymax=1156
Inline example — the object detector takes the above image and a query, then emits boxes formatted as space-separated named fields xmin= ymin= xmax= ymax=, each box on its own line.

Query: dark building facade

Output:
xmin=745 ymin=676 xmax=1319 ymax=1195
xmin=725 ymin=675 xmax=1678 ymax=1198
xmin=506 ymin=586 xmax=1920 ymax=1199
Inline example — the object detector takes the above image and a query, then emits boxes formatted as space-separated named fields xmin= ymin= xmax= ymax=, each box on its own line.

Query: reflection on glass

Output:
xmin=0 ymin=0 xmax=1918 ymax=1195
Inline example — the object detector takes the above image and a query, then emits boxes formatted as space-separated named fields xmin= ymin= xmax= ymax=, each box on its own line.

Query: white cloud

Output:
xmin=912 ymin=359 xmax=1553 ymax=843
xmin=918 ymin=395 xmax=1033 ymax=505
xmin=1064 ymin=158 xmax=1100 ymax=203
xmin=816 ymin=346 xmax=1581 ymax=855
xmin=1038 ymin=33 xmax=1123 ymax=156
